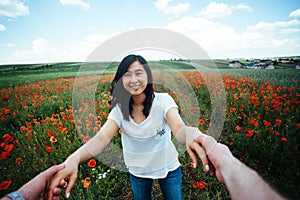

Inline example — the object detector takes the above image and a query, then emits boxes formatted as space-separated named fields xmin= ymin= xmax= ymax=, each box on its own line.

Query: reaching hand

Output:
xmin=17 ymin=164 xmax=66 ymax=200
xmin=193 ymin=133 xmax=234 ymax=183
xmin=47 ymin=156 xmax=79 ymax=199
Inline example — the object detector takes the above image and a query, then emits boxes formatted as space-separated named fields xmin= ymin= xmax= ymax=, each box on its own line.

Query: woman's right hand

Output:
xmin=47 ymin=156 xmax=79 ymax=199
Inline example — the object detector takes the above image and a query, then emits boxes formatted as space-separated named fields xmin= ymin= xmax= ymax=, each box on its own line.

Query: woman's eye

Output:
xmin=124 ymin=73 xmax=131 ymax=77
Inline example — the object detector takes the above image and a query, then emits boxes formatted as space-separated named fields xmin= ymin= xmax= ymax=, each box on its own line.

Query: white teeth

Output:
xmin=131 ymin=85 xmax=140 ymax=90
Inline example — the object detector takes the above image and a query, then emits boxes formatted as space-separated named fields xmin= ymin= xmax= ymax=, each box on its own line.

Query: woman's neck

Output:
xmin=132 ymin=93 xmax=146 ymax=106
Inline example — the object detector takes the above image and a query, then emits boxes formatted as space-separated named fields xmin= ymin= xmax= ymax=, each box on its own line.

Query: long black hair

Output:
xmin=109 ymin=54 xmax=154 ymax=121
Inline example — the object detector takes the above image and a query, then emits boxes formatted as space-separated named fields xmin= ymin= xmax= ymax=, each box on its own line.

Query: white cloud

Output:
xmin=0 ymin=0 xmax=29 ymax=18
xmin=165 ymin=16 xmax=300 ymax=58
xmin=289 ymin=8 xmax=300 ymax=18
xmin=7 ymin=34 xmax=113 ymax=64
xmin=280 ymin=28 xmax=299 ymax=34
xmin=154 ymin=0 xmax=189 ymax=15
xmin=0 ymin=43 xmax=14 ymax=47
xmin=197 ymin=2 xmax=252 ymax=19
xmin=0 ymin=24 xmax=6 ymax=31
xmin=10 ymin=38 xmax=55 ymax=63
xmin=59 ymin=0 xmax=90 ymax=9
xmin=247 ymin=19 xmax=300 ymax=34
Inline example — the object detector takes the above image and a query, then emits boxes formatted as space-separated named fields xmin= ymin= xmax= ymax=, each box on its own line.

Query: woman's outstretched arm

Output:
xmin=47 ymin=119 xmax=119 ymax=199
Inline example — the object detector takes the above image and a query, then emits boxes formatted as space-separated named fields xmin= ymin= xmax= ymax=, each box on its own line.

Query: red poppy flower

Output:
xmin=199 ymin=119 xmax=205 ymax=125
xmin=87 ymin=159 xmax=96 ymax=168
xmin=198 ymin=181 xmax=206 ymax=189
xmin=281 ymin=137 xmax=287 ymax=142
xmin=1 ymin=151 xmax=11 ymax=160
xmin=2 ymin=134 xmax=14 ymax=142
xmin=275 ymin=119 xmax=282 ymax=125
xmin=0 ymin=180 xmax=12 ymax=190
xmin=45 ymin=146 xmax=52 ymax=153
xmin=235 ymin=126 xmax=242 ymax=131
xmin=263 ymin=120 xmax=271 ymax=127
xmin=192 ymin=182 xmax=198 ymax=188
xmin=16 ymin=157 xmax=22 ymax=165
xmin=82 ymin=177 xmax=91 ymax=188
xmin=48 ymin=131 xmax=54 ymax=137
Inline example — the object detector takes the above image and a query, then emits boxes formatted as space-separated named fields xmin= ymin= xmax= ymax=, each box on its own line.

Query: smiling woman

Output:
xmin=47 ymin=54 xmax=213 ymax=200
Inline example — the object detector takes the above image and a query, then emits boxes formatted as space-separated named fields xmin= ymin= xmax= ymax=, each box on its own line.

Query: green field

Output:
xmin=0 ymin=60 xmax=299 ymax=199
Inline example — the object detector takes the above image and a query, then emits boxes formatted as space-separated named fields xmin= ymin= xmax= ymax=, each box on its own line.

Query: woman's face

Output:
xmin=122 ymin=60 xmax=148 ymax=96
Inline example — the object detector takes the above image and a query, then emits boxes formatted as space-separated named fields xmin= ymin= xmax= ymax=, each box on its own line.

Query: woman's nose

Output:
xmin=130 ymin=74 xmax=138 ymax=82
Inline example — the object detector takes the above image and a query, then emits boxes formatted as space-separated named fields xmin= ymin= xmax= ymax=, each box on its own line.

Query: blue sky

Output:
xmin=0 ymin=0 xmax=300 ymax=64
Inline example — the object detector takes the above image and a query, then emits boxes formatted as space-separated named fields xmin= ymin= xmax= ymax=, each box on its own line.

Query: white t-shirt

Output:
xmin=108 ymin=93 xmax=181 ymax=179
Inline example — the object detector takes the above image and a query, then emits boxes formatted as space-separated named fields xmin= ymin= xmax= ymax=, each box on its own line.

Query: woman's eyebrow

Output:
xmin=127 ymin=67 xmax=144 ymax=73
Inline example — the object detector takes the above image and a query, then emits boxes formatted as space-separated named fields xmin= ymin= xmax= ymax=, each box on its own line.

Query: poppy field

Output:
xmin=0 ymin=62 xmax=299 ymax=199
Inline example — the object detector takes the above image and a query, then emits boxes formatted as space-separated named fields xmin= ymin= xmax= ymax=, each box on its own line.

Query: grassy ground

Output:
xmin=0 ymin=60 xmax=299 ymax=199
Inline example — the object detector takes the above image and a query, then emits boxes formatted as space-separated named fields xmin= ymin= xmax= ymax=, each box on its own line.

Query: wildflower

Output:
xmin=77 ymin=119 xmax=83 ymax=125
xmin=2 ymin=134 xmax=14 ymax=142
xmin=82 ymin=177 xmax=91 ymax=188
xmin=88 ymin=159 xmax=96 ymax=168
xmin=230 ymin=107 xmax=236 ymax=112
xmin=199 ymin=119 xmax=205 ymax=125
xmin=96 ymin=121 xmax=101 ymax=127
xmin=16 ymin=157 xmax=22 ymax=165
xmin=235 ymin=126 xmax=242 ymax=131
xmin=26 ymin=122 xmax=31 ymax=127
xmin=48 ymin=131 xmax=54 ymax=137
xmin=192 ymin=182 xmax=198 ymax=189
xmin=58 ymin=122 xmax=63 ymax=129
xmin=245 ymin=128 xmax=253 ymax=138
xmin=5 ymin=144 xmax=13 ymax=153
xmin=80 ymin=134 xmax=90 ymax=143
xmin=198 ymin=181 xmax=206 ymax=189
xmin=275 ymin=119 xmax=282 ymax=125
xmin=192 ymin=181 xmax=206 ymax=189
xmin=50 ymin=136 xmax=57 ymax=143
xmin=45 ymin=146 xmax=52 ymax=153
xmin=94 ymin=127 xmax=99 ymax=132
xmin=3 ymin=108 xmax=10 ymax=115
xmin=250 ymin=118 xmax=259 ymax=127
xmin=281 ymin=137 xmax=287 ymax=142
xmin=263 ymin=120 xmax=271 ymax=127
xmin=0 ymin=180 xmax=12 ymax=191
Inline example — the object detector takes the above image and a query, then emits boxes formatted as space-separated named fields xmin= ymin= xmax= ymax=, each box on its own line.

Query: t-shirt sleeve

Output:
xmin=162 ymin=93 xmax=178 ymax=118
xmin=107 ymin=105 xmax=122 ymax=127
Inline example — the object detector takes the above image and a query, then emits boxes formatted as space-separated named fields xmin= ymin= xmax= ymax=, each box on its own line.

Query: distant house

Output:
xmin=228 ymin=61 xmax=245 ymax=68
xmin=247 ymin=62 xmax=257 ymax=69
xmin=296 ymin=62 xmax=300 ymax=69
xmin=247 ymin=60 xmax=274 ymax=69
xmin=264 ymin=60 xmax=275 ymax=69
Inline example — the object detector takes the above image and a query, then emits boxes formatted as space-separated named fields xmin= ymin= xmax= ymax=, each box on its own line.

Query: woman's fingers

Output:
xmin=188 ymin=142 xmax=211 ymax=173
xmin=186 ymin=146 xmax=198 ymax=168
xmin=64 ymin=174 xmax=77 ymax=198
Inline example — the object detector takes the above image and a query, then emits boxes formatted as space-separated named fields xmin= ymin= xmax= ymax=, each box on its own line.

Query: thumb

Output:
xmin=40 ymin=163 xmax=65 ymax=179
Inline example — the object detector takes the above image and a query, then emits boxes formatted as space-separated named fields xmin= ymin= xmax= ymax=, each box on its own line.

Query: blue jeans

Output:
xmin=129 ymin=167 xmax=182 ymax=200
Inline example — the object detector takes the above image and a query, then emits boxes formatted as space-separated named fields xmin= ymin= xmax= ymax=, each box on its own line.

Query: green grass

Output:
xmin=0 ymin=60 xmax=299 ymax=199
